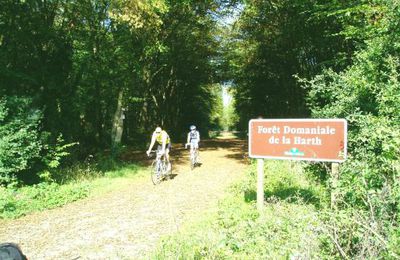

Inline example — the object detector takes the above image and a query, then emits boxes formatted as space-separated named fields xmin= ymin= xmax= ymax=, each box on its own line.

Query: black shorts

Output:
xmin=156 ymin=142 xmax=171 ymax=151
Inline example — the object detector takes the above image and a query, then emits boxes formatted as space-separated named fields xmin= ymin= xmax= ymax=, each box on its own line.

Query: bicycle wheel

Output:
xmin=165 ymin=161 xmax=172 ymax=179
xmin=190 ymin=152 xmax=195 ymax=170
xmin=194 ymin=149 xmax=199 ymax=164
xmin=151 ymin=160 xmax=162 ymax=185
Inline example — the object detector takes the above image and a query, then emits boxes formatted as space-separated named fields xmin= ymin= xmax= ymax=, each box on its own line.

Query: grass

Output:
xmin=0 ymin=161 xmax=146 ymax=219
xmin=152 ymin=160 xmax=328 ymax=259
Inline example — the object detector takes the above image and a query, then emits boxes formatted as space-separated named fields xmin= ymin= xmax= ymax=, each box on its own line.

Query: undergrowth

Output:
xmin=0 ymin=160 xmax=144 ymax=219
xmin=152 ymin=160 xmax=326 ymax=259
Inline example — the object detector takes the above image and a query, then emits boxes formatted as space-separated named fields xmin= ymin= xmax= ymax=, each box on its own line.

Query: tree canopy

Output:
xmin=1 ymin=0 xmax=224 ymax=158
xmin=1 ymin=1 xmax=399 ymax=257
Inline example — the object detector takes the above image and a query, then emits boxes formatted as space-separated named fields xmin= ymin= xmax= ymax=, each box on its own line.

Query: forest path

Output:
xmin=0 ymin=136 xmax=248 ymax=259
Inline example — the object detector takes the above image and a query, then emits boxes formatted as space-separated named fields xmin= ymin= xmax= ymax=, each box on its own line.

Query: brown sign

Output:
xmin=249 ymin=119 xmax=347 ymax=162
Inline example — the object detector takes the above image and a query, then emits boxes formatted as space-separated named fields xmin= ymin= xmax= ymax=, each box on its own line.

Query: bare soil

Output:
xmin=0 ymin=138 xmax=248 ymax=259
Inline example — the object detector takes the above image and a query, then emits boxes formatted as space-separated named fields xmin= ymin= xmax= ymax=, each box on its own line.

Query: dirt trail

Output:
xmin=0 ymin=138 xmax=248 ymax=259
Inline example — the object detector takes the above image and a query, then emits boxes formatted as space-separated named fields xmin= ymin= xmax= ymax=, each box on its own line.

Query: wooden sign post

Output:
xmin=331 ymin=162 xmax=340 ymax=208
xmin=249 ymin=119 xmax=347 ymax=212
xmin=257 ymin=158 xmax=264 ymax=212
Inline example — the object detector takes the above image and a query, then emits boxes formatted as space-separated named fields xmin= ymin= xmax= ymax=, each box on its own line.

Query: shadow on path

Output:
xmin=121 ymin=138 xmax=248 ymax=168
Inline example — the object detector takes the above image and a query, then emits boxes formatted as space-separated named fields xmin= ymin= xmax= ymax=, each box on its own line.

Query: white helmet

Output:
xmin=190 ymin=125 xmax=196 ymax=130
xmin=155 ymin=127 xmax=162 ymax=133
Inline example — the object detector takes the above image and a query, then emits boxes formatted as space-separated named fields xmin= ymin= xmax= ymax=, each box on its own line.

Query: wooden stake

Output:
xmin=257 ymin=158 xmax=264 ymax=212
xmin=331 ymin=162 xmax=340 ymax=209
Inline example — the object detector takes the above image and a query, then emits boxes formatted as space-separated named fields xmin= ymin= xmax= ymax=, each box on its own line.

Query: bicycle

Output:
xmin=186 ymin=143 xmax=199 ymax=170
xmin=148 ymin=150 xmax=172 ymax=185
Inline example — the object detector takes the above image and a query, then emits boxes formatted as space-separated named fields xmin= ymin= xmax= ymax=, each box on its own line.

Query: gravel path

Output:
xmin=0 ymin=138 xmax=247 ymax=259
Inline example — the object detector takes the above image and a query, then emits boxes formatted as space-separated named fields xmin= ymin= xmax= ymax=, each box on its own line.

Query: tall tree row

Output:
xmin=304 ymin=1 xmax=400 ymax=257
xmin=227 ymin=0 xmax=400 ymax=257
xmin=227 ymin=0 xmax=354 ymax=129
xmin=0 ymin=0 xmax=222 ymax=184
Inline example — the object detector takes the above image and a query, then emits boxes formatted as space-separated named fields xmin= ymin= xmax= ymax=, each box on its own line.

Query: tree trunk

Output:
xmin=111 ymin=89 xmax=124 ymax=147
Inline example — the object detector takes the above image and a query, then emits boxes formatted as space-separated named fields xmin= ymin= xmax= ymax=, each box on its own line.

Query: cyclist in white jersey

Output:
xmin=186 ymin=125 xmax=200 ymax=152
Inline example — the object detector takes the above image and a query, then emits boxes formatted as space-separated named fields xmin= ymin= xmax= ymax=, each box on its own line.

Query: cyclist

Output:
xmin=146 ymin=127 xmax=171 ymax=169
xmin=186 ymin=125 xmax=200 ymax=157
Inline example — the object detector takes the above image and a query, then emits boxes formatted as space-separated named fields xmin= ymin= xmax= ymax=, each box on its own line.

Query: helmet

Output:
xmin=190 ymin=125 xmax=196 ymax=130
xmin=155 ymin=127 xmax=162 ymax=133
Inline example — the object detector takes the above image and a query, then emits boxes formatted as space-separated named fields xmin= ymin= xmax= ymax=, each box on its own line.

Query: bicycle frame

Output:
xmin=150 ymin=150 xmax=170 ymax=185
xmin=187 ymin=145 xmax=199 ymax=170
xmin=190 ymin=147 xmax=198 ymax=160
xmin=155 ymin=152 xmax=167 ymax=171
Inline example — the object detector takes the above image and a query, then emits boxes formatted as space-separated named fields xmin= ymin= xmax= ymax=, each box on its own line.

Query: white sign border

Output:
xmin=248 ymin=118 xmax=348 ymax=163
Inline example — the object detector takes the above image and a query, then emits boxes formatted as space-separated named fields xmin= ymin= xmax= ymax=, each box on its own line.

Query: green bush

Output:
xmin=0 ymin=161 xmax=143 ymax=219
xmin=0 ymin=97 xmax=43 ymax=185
xmin=301 ymin=2 xmax=400 ymax=256
xmin=0 ymin=182 xmax=90 ymax=219
xmin=0 ymin=96 xmax=78 ymax=186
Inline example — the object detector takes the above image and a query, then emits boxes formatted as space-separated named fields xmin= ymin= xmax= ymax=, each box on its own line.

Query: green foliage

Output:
xmin=207 ymin=84 xmax=239 ymax=132
xmin=0 ymin=161 xmax=143 ymax=219
xmin=42 ymin=135 xmax=78 ymax=170
xmin=301 ymin=1 xmax=400 ymax=257
xmin=221 ymin=98 xmax=239 ymax=131
xmin=1 ymin=0 xmax=222 ymax=155
xmin=227 ymin=0 xmax=354 ymax=129
xmin=209 ymin=84 xmax=224 ymax=131
xmin=241 ymin=160 xmax=326 ymax=208
xmin=221 ymin=0 xmax=400 ymax=257
xmin=0 ymin=97 xmax=42 ymax=185
xmin=1 ymin=0 xmax=224 ymax=184
xmin=0 ymin=182 xmax=90 ymax=219
xmin=40 ymin=135 xmax=79 ymax=182
xmin=0 ymin=96 xmax=79 ymax=185
xmin=223 ymin=106 xmax=238 ymax=131
xmin=141 ymin=1 xmax=222 ymax=138
xmin=153 ymin=161 xmax=325 ymax=259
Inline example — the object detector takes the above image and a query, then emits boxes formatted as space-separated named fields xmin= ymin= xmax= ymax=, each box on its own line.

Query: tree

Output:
xmin=227 ymin=0 xmax=354 ymax=129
